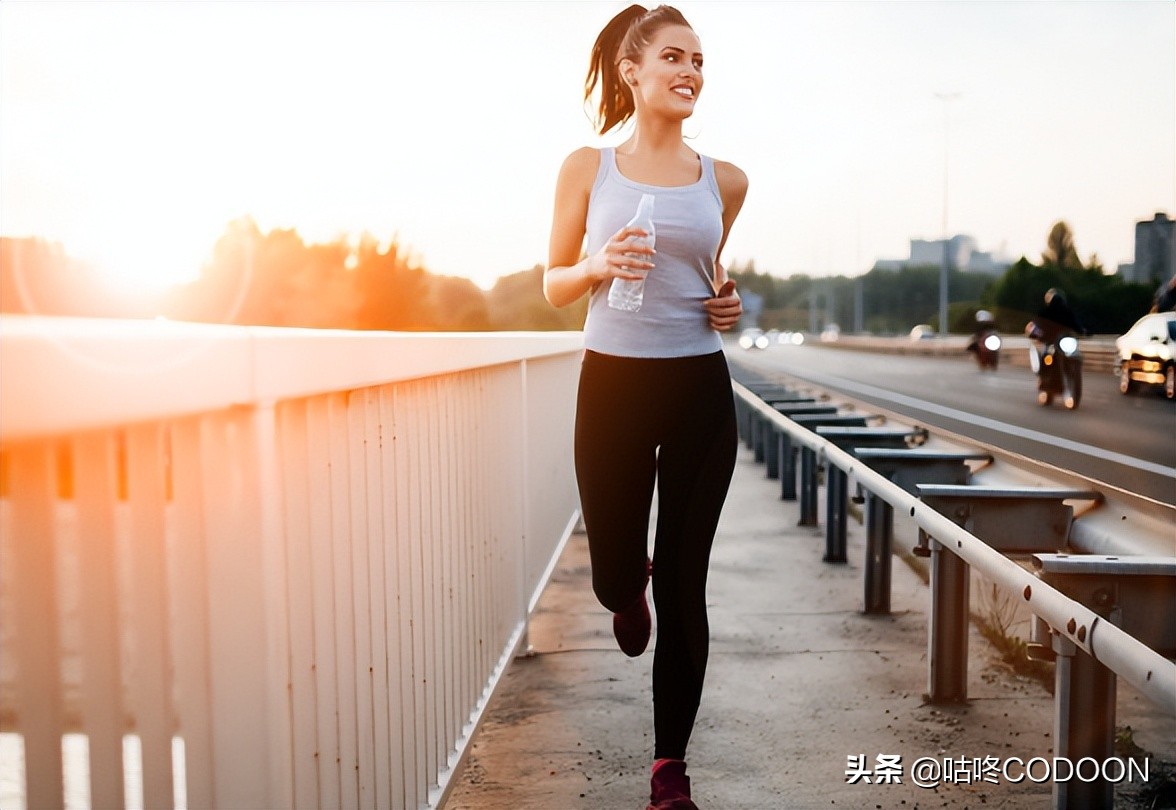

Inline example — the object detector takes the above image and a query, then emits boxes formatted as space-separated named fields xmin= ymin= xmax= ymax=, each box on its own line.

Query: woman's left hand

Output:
xmin=705 ymin=280 xmax=742 ymax=331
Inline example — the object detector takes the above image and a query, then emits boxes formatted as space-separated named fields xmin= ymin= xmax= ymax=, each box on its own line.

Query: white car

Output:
xmin=1115 ymin=311 xmax=1175 ymax=399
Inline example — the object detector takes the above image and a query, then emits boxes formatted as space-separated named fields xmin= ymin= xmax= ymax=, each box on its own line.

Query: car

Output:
xmin=819 ymin=323 xmax=840 ymax=342
xmin=738 ymin=327 xmax=770 ymax=350
xmin=909 ymin=324 xmax=936 ymax=340
xmin=1115 ymin=311 xmax=1175 ymax=400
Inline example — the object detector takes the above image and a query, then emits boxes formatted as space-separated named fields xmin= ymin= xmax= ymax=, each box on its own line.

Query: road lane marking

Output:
xmin=786 ymin=368 xmax=1176 ymax=479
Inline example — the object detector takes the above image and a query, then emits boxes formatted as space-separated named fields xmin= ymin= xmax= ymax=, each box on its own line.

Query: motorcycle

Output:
xmin=966 ymin=327 xmax=1001 ymax=370
xmin=1026 ymin=322 xmax=1083 ymax=409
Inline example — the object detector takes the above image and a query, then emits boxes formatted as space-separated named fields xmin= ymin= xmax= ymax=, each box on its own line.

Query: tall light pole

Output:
xmin=935 ymin=91 xmax=961 ymax=334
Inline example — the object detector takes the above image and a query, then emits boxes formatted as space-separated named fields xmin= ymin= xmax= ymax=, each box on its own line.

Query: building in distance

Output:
xmin=1116 ymin=212 xmax=1175 ymax=288
xmin=872 ymin=235 xmax=1011 ymax=276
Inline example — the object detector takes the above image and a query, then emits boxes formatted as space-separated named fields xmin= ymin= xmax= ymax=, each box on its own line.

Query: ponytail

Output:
xmin=584 ymin=4 xmax=693 ymax=135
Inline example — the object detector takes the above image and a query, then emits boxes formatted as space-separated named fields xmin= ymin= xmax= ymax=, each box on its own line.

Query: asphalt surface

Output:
xmin=727 ymin=344 xmax=1176 ymax=505
xmin=443 ymin=443 xmax=1174 ymax=809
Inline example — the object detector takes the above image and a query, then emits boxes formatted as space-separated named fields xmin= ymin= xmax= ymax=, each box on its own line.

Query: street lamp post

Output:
xmin=935 ymin=91 xmax=961 ymax=335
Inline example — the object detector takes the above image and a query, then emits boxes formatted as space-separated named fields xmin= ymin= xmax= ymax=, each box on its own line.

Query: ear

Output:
xmin=619 ymin=57 xmax=638 ymax=86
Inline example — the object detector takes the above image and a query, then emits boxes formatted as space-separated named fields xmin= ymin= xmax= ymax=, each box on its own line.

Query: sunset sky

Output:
xmin=2 ymin=0 xmax=1173 ymax=294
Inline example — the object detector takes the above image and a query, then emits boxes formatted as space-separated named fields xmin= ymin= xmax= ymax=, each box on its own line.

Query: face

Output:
xmin=622 ymin=24 xmax=704 ymax=119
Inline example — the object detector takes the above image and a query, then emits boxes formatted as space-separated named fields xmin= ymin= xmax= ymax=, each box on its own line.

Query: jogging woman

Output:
xmin=543 ymin=5 xmax=747 ymax=808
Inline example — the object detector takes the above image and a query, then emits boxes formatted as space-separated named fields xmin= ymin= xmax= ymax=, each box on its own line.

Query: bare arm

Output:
xmin=704 ymin=160 xmax=749 ymax=331
xmin=544 ymin=147 xmax=654 ymax=309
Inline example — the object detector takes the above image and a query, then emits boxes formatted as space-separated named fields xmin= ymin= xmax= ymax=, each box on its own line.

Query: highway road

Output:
xmin=727 ymin=340 xmax=1176 ymax=506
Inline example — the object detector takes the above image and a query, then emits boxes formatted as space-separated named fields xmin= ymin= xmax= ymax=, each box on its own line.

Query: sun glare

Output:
xmin=76 ymin=229 xmax=206 ymax=297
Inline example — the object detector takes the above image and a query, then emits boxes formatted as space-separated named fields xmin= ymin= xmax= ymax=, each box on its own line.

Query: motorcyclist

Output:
xmin=1026 ymin=288 xmax=1086 ymax=408
xmin=967 ymin=309 xmax=996 ymax=351
xmin=1026 ymin=287 xmax=1086 ymax=344
xmin=966 ymin=309 xmax=1000 ymax=368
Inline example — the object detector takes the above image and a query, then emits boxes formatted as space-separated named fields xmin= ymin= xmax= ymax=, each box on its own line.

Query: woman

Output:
xmin=543 ymin=5 xmax=747 ymax=809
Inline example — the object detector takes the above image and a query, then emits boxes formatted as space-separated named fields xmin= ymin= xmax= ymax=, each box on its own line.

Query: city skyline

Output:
xmin=2 ymin=1 xmax=1173 ymax=296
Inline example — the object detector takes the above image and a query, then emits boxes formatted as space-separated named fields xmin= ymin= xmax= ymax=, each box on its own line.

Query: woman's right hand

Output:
xmin=589 ymin=226 xmax=655 ymax=284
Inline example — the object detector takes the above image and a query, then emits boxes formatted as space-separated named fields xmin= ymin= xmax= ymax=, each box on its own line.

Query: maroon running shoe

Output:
xmin=613 ymin=558 xmax=653 ymax=657
xmin=646 ymin=759 xmax=698 ymax=810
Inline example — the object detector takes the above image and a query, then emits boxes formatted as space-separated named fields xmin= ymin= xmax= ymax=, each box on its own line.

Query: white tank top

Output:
xmin=582 ymin=147 xmax=725 ymax=358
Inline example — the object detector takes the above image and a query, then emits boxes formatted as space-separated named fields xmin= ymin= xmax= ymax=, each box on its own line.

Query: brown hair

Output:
xmin=584 ymin=4 xmax=693 ymax=135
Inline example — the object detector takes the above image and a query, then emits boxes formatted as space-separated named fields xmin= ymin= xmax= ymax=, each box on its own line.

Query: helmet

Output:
xmin=975 ymin=309 xmax=994 ymax=323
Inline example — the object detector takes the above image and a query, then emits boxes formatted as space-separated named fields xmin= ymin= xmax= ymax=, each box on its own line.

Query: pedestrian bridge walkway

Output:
xmin=442 ymin=442 xmax=1169 ymax=809
xmin=0 ymin=316 xmax=1170 ymax=810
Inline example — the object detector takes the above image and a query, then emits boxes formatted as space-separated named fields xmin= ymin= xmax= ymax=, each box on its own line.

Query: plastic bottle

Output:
xmin=607 ymin=194 xmax=655 ymax=312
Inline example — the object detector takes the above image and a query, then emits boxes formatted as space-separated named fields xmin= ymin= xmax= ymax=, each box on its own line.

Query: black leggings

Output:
xmin=574 ymin=349 xmax=737 ymax=760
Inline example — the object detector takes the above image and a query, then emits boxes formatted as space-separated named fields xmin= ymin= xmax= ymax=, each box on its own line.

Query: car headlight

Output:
xmin=1058 ymin=336 xmax=1079 ymax=355
xmin=754 ymin=335 xmax=770 ymax=349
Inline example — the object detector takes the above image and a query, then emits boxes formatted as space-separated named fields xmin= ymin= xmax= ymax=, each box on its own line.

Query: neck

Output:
xmin=622 ymin=111 xmax=686 ymax=156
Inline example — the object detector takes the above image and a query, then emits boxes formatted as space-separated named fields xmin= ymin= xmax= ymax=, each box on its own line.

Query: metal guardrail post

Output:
xmin=825 ymin=463 xmax=848 ymax=562
xmin=733 ymin=395 xmax=750 ymax=445
xmin=929 ymin=537 xmax=971 ymax=702
xmin=799 ymin=447 xmax=819 ymax=526
xmin=764 ymin=420 xmax=780 ymax=479
xmin=816 ymin=428 xmax=916 ymax=567
xmin=779 ymin=432 xmax=796 ymax=501
xmin=1051 ymin=636 xmax=1116 ymax=809
xmin=784 ymin=413 xmax=868 ymax=502
xmin=855 ymin=450 xmax=991 ymax=615
xmin=863 ymin=493 xmax=893 ymax=614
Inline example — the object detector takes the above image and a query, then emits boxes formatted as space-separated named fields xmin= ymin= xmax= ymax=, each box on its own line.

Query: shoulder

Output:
xmin=712 ymin=159 xmax=749 ymax=200
xmin=557 ymin=146 xmax=603 ymax=187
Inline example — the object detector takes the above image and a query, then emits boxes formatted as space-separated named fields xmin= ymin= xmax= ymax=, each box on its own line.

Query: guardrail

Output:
xmin=0 ymin=315 xmax=584 ymax=810
xmin=730 ymin=371 xmax=1174 ymax=810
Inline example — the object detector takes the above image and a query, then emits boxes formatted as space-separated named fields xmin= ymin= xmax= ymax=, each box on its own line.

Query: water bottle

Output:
xmin=608 ymin=193 xmax=655 ymax=312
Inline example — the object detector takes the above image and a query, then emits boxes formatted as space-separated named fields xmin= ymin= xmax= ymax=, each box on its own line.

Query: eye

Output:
xmin=664 ymin=53 xmax=678 ymax=63
xmin=693 ymin=58 xmax=703 ymax=71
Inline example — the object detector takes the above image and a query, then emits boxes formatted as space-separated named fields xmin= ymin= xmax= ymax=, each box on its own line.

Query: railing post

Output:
xmin=824 ymin=465 xmax=847 ymax=562
xmin=779 ymin=433 xmax=796 ymax=500
xmin=927 ymin=539 xmax=970 ymax=702
xmin=798 ymin=446 xmax=818 ymax=526
xmin=202 ymin=404 xmax=294 ymax=808
xmin=764 ymin=420 xmax=780 ymax=479
xmin=1051 ymin=635 xmax=1116 ymax=810
xmin=863 ymin=493 xmax=893 ymax=613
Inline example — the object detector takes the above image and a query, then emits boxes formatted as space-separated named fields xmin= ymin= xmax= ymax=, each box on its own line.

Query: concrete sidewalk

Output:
xmin=444 ymin=445 xmax=1171 ymax=809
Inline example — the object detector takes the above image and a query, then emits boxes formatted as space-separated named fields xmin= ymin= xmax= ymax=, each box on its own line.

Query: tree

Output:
xmin=1042 ymin=221 xmax=1082 ymax=270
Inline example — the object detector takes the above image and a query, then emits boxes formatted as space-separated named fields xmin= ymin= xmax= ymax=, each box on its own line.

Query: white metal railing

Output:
xmin=0 ymin=315 xmax=584 ymax=810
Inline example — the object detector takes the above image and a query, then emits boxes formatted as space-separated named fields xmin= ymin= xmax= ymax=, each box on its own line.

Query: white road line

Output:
xmin=791 ymin=368 xmax=1176 ymax=479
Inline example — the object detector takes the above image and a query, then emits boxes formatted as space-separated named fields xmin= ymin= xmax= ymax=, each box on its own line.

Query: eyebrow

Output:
xmin=660 ymin=46 xmax=703 ymax=58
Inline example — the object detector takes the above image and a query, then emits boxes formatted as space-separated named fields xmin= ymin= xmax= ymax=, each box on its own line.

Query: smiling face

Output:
xmin=621 ymin=24 xmax=704 ymax=121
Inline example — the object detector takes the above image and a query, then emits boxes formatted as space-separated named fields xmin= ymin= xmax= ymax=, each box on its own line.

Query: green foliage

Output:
xmin=987 ymin=255 xmax=1153 ymax=334
xmin=0 ymin=222 xmax=581 ymax=332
